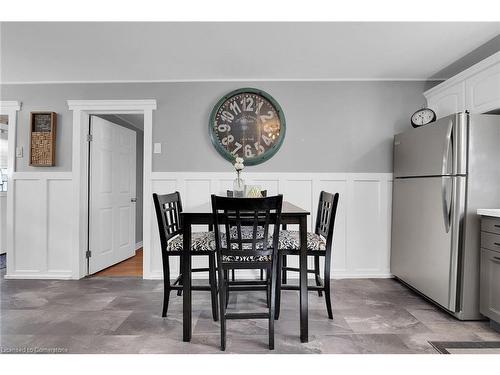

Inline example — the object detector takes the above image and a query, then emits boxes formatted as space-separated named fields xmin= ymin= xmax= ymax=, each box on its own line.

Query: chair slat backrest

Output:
xmin=226 ymin=190 xmax=267 ymax=197
xmin=314 ymin=191 xmax=340 ymax=247
xmin=153 ymin=192 xmax=183 ymax=250
xmin=211 ymin=195 xmax=283 ymax=265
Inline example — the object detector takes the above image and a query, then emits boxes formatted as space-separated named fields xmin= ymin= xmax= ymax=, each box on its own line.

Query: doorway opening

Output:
xmin=87 ymin=114 xmax=144 ymax=277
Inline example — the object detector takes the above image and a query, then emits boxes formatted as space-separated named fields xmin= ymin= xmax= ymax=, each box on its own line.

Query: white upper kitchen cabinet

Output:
xmin=426 ymin=81 xmax=466 ymax=119
xmin=465 ymin=59 xmax=500 ymax=113
xmin=424 ymin=51 xmax=500 ymax=119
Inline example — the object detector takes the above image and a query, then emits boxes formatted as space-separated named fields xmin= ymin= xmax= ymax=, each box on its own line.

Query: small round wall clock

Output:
xmin=411 ymin=108 xmax=436 ymax=128
xmin=209 ymin=88 xmax=286 ymax=165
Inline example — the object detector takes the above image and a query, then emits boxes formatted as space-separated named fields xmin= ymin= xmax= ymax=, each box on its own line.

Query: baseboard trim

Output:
xmin=143 ymin=271 xmax=394 ymax=280
xmin=4 ymin=273 xmax=74 ymax=280
xmin=135 ymin=241 xmax=143 ymax=251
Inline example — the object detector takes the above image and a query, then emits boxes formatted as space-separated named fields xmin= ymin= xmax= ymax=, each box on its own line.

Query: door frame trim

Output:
xmin=67 ymin=100 xmax=156 ymax=279
xmin=0 ymin=101 xmax=21 ymax=277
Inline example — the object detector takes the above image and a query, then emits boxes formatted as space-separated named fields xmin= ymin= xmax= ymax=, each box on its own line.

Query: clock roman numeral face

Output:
xmin=211 ymin=91 xmax=284 ymax=165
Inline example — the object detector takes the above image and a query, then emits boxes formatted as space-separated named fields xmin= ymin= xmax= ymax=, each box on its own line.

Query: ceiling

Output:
xmin=98 ymin=114 xmax=144 ymax=131
xmin=1 ymin=22 xmax=500 ymax=83
xmin=117 ymin=114 xmax=144 ymax=130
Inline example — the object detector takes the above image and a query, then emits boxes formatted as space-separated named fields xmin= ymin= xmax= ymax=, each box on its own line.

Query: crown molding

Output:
xmin=4 ymin=78 xmax=439 ymax=85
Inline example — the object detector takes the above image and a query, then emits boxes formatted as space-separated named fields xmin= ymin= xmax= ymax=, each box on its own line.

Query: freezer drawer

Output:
xmin=393 ymin=113 xmax=467 ymax=178
xmin=391 ymin=176 xmax=465 ymax=311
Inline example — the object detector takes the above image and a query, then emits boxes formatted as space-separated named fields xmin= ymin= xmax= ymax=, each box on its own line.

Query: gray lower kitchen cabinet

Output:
xmin=480 ymin=248 xmax=500 ymax=323
xmin=480 ymin=216 xmax=500 ymax=329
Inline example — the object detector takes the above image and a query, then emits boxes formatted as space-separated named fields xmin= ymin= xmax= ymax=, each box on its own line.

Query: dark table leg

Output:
xmin=299 ymin=215 xmax=308 ymax=343
xmin=182 ymin=216 xmax=192 ymax=342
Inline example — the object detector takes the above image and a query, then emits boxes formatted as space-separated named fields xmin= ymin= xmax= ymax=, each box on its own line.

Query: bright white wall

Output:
xmin=7 ymin=172 xmax=73 ymax=278
xmin=147 ymin=172 xmax=393 ymax=280
xmin=5 ymin=170 xmax=393 ymax=279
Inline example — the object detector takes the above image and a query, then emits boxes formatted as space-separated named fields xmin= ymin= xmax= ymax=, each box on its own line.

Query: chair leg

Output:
xmin=218 ymin=268 xmax=226 ymax=351
xmin=281 ymin=254 xmax=287 ymax=284
xmin=324 ymin=252 xmax=333 ymax=319
xmin=224 ymin=270 xmax=230 ymax=308
xmin=269 ymin=261 xmax=277 ymax=350
xmin=177 ymin=255 xmax=183 ymax=296
xmin=274 ymin=253 xmax=282 ymax=320
xmin=260 ymin=269 xmax=264 ymax=280
xmin=314 ymin=255 xmax=323 ymax=297
xmin=208 ymin=253 xmax=219 ymax=322
xmin=161 ymin=255 xmax=171 ymax=317
xmin=281 ymin=224 xmax=288 ymax=284
xmin=266 ymin=268 xmax=270 ymax=308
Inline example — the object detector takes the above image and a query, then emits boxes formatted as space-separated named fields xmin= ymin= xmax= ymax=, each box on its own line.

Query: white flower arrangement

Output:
xmin=234 ymin=157 xmax=244 ymax=171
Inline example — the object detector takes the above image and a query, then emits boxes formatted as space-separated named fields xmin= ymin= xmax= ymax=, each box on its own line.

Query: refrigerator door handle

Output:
xmin=441 ymin=122 xmax=453 ymax=234
xmin=441 ymin=176 xmax=452 ymax=233
xmin=442 ymin=121 xmax=453 ymax=176
xmin=448 ymin=176 xmax=465 ymax=311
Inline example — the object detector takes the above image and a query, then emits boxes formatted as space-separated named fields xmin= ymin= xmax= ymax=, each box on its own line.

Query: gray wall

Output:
xmin=1 ymin=81 xmax=426 ymax=173
xmin=97 ymin=115 xmax=144 ymax=244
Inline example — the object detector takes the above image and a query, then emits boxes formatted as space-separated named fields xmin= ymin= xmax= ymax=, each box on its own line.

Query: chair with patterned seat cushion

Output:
xmin=153 ymin=192 xmax=218 ymax=321
xmin=276 ymin=191 xmax=339 ymax=320
xmin=211 ymin=194 xmax=283 ymax=351
xmin=277 ymin=230 xmax=327 ymax=251
xmin=227 ymin=190 xmax=267 ymax=282
xmin=166 ymin=232 xmax=216 ymax=252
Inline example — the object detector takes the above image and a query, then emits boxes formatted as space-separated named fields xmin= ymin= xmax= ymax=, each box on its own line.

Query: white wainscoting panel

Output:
xmin=6 ymin=172 xmax=73 ymax=279
xmin=147 ymin=172 xmax=393 ymax=280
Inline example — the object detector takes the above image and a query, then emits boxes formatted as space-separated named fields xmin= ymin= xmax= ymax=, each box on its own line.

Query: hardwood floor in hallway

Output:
xmin=94 ymin=249 xmax=143 ymax=277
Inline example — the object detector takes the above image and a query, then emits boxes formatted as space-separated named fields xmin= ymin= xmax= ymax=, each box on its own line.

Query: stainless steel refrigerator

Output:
xmin=391 ymin=113 xmax=500 ymax=320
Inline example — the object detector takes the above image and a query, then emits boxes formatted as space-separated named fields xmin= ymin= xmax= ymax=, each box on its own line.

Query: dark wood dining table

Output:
xmin=180 ymin=200 xmax=310 ymax=343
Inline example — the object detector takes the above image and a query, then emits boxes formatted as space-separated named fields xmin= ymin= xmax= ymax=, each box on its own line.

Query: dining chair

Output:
xmin=276 ymin=191 xmax=339 ymax=319
xmin=211 ymin=194 xmax=283 ymax=351
xmin=153 ymin=192 xmax=218 ymax=321
xmin=226 ymin=190 xmax=267 ymax=282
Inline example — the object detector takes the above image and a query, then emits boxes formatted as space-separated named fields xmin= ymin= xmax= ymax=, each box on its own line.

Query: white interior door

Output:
xmin=89 ymin=116 xmax=136 ymax=274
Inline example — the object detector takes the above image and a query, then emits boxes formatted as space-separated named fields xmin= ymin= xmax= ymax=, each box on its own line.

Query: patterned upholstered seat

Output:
xmin=223 ymin=226 xmax=273 ymax=262
xmin=278 ymin=230 xmax=326 ymax=251
xmin=230 ymin=227 xmax=326 ymax=251
xmin=166 ymin=232 xmax=216 ymax=251
xmin=166 ymin=229 xmax=273 ymax=261
xmin=222 ymin=254 xmax=272 ymax=262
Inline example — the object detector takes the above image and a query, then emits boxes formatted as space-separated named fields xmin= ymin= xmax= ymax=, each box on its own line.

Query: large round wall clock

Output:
xmin=209 ymin=88 xmax=286 ymax=165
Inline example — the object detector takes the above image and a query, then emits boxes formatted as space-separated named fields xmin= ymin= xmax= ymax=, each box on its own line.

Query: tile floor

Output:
xmin=1 ymin=270 xmax=499 ymax=354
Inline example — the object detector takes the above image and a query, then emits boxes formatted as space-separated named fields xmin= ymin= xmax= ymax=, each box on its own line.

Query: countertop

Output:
xmin=477 ymin=209 xmax=500 ymax=218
